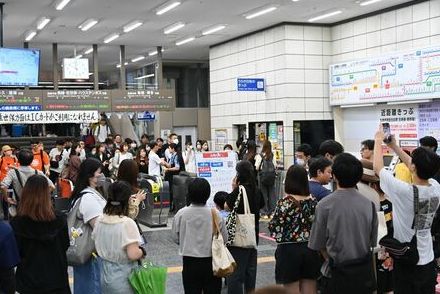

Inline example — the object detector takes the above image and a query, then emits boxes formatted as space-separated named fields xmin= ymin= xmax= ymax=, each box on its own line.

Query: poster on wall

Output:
xmin=330 ymin=45 xmax=440 ymax=106
xmin=418 ymin=101 xmax=440 ymax=141
xmin=195 ymin=151 xmax=237 ymax=204
xmin=214 ymin=129 xmax=228 ymax=151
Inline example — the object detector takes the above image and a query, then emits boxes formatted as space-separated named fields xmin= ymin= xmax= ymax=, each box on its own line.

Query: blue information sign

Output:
xmin=0 ymin=105 xmax=42 ymax=111
xmin=137 ymin=111 xmax=156 ymax=121
xmin=237 ymin=78 xmax=265 ymax=91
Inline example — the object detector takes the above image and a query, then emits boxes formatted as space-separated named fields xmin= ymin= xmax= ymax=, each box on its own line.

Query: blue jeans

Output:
xmin=73 ymin=257 xmax=102 ymax=294
xmin=226 ymin=247 xmax=257 ymax=294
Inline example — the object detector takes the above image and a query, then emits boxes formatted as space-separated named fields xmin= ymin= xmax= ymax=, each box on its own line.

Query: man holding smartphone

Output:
xmin=373 ymin=124 xmax=440 ymax=293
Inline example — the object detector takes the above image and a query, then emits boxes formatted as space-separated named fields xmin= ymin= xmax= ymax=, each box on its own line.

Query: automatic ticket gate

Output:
xmin=137 ymin=175 xmax=170 ymax=228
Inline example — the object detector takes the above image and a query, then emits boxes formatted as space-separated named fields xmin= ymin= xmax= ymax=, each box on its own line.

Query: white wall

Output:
xmin=210 ymin=25 xmax=331 ymax=166
xmin=209 ymin=0 xmax=440 ymax=165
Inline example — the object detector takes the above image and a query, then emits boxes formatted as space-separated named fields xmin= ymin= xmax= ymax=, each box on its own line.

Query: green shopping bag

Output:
xmin=129 ymin=260 xmax=167 ymax=294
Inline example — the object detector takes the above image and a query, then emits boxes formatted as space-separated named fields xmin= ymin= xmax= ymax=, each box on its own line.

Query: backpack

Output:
xmin=259 ymin=154 xmax=276 ymax=186
xmin=84 ymin=128 xmax=95 ymax=147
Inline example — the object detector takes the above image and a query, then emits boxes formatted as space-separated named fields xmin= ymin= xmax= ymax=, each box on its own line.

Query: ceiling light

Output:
xmin=116 ymin=64 xmax=121 ymax=68
xmin=79 ymin=19 xmax=98 ymax=31
xmin=74 ymin=54 xmax=83 ymax=59
xmin=156 ymin=1 xmax=181 ymax=15
xmin=164 ymin=22 xmax=185 ymax=34
xmin=37 ymin=17 xmax=51 ymax=30
xmin=131 ymin=56 xmax=146 ymax=62
xmin=84 ymin=47 xmax=93 ymax=54
xmin=149 ymin=50 xmax=158 ymax=56
xmin=245 ymin=6 xmax=278 ymax=20
xmin=135 ymin=74 xmax=155 ymax=80
xmin=292 ymin=0 xmax=300 ymax=1
xmin=387 ymin=99 xmax=431 ymax=105
xmin=25 ymin=31 xmax=37 ymax=41
xmin=176 ymin=36 xmax=195 ymax=46
xmin=202 ymin=25 xmax=226 ymax=35
xmin=89 ymin=72 xmax=93 ymax=76
xmin=340 ymin=103 xmax=375 ymax=108
xmin=308 ymin=10 xmax=342 ymax=22
xmin=104 ymin=33 xmax=119 ymax=44
xmin=55 ymin=0 xmax=71 ymax=11
xmin=123 ymin=21 xmax=143 ymax=33
xmin=360 ymin=0 xmax=382 ymax=5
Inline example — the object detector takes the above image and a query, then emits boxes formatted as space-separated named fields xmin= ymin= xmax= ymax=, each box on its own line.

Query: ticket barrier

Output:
xmin=137 ymin=175 xmax=170 ymax=228
xmin=172 ymin=172 xmax=197 ymax=212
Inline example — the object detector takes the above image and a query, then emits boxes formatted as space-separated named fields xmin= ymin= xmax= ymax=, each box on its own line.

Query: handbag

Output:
xmin=211 ymin=209 xmax=237 ymax=277
xmin=379 ymin=185 xmax=420 ymax=265
xmin=66 ymin=192 xmax=96 ymax=266
xmin=226 ymin=185 xmax=257 ymax=249
xmin=129 ymin=260 xmax=167 ymax=294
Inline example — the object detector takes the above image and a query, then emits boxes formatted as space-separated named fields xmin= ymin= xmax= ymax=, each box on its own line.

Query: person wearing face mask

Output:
xmin=61 ymin=143 xmax=83 ymax=183
xmin=164 ymin=133 xmax=179 ymax=162
xmin=295 ymin=143 xmax=313 ymax=169
xmin=163 ymin=143 xmax=185 ymax=212
xmin=195 ymin=140 xmax=203 ymax=153
xmin=182 ymin=142 xmax=196 ymax=174
xmin=201 ymin=140 xmax=209 ymax=152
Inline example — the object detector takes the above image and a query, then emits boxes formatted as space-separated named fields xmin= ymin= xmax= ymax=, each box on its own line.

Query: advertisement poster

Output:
xmin=195 ymin=151 xmax=237 ymax=204
xmin=214 ymin=129 xmax=228 ymax=151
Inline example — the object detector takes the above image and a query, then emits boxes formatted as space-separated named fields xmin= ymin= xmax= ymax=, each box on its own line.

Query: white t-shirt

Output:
xmin=94 ymin=124 xmax=110 ymax=143
xmin=379 ymin=168 xmax=440 ymax=265
xmin=92 ymin=215 xmax=140 ymax=263
xmin=183 ymin=150 xmax=196 ymax=173
xmin=49 ymin=147 xmax=66 ymax=173
xmin=148 ymin=151 xmax=162 ymax=176
xmin=79 ymin=187 xmax=106 ymax=224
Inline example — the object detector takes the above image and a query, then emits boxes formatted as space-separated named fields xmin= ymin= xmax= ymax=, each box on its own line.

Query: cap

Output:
xmin=1 ymin=145 xmax=12 ymax=153
xmin=361 ymin=159 xmax=379 ymax=183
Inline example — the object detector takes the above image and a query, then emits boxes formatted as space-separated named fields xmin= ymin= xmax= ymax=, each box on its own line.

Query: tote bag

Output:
xmin=211 ymin=209 xmax=236 ymax=277
xmin=226 ymin=185 xmax=257 ymax=249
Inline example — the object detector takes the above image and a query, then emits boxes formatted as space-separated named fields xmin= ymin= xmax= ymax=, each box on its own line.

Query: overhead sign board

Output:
xmin=43 ymin=90 xmax=111 ymax=111
xmin=137 ymin=111 xmax=156 ymax=121
xmin=0 ymin=89 xmax=43 ymax=110
xmin=237 ymin=78 xmax=265 ymax=91
xmin=111 ymin=89 xmax=175 ymax=112
xmin=0 ymin=110 xmax=99 ymax=124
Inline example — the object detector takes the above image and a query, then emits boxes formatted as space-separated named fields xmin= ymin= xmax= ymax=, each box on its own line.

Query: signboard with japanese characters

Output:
xmin=111 ymin=89 xmax=175 ymax=112
xmin=0 ymin=89 xmax=43 ymax=111
xmin=418 ymin=101 xmax=440 ymax=142
xmin=0 ymin=111 xmax=99 ymax=124
xmin=43 ymin=90 xmax=111 ymax=111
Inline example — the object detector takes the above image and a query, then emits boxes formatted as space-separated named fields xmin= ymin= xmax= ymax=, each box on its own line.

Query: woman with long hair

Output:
xmin=111 ymin=142 xmax=133 ymax=178
xmin=70 ymin=158 xmax=106 ymax=294
xmin=244 ymin=140 xmax=258 ymax=182
xmin=62 ymin=142 xmax=82 ymax=183
xmin=225 ymin=160 xmax=264 ymax=294
xmin=135 ymin=147 xmax=149 ymax=175
xmin=94 ymin=143 xmax=111 ymax=177
xmin=268 ymin=165 xmax=320 ymax=294
xmin=117 ymin=159 xmax=146 ymax=219
xmin=92 ymin=181 xmax=145 ymax=293
xmin=255 ymin=140 xmax=278 ymax=218
xmin=10 ymin=175 xmax=70 ymax=293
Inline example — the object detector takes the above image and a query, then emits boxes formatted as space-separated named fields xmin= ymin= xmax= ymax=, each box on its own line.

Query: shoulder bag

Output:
xmin=66 ymin=191 xmax=96 ymax=266
xmin=211 ymin=209 xmax=236 ymax=277
xmin=226 ymin=185 xmax=257 ymax=249
xmin=379 ymin=185 xmax=419 ymax=265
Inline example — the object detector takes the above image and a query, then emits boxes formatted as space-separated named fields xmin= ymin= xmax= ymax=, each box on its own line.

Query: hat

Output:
xmin=2 ymin=145 xmax=12 ymax=153
xmin=361 ymin=159 xmax=379 ymax=183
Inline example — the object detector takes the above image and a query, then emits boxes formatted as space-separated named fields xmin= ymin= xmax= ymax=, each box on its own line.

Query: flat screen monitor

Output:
xmin=0 ymin=48 xmax=40 ymax=86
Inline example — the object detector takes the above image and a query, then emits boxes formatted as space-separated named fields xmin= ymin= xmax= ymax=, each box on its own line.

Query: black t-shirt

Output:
xmin=380 ymin=198 xmax=393 ymax=237
xmin=226 ymin=184 xmax=264 ymax=244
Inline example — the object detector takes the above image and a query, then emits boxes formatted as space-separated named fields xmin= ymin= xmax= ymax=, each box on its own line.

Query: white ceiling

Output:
xmin=2 ymin=0 xmax=414 ymax=71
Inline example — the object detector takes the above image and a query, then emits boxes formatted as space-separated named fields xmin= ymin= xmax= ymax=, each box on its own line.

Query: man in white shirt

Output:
xmin=373 ymin=126 xmax=440 ymax=293
xmin=48 ymin=139 xmax=66 ymax=184
xmin=148 ymin=142 xmax=167 ymax=177
xmin=94 ymin=119 xmax=111 ymax=143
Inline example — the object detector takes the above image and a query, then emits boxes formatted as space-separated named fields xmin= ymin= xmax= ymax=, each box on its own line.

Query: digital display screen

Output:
xmin=0 ymin=48 xmax=40 ymax=86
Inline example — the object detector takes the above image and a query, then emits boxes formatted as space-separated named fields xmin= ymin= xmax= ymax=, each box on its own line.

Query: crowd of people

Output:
xmin=0 ymin=121 xmax=440 ymax=294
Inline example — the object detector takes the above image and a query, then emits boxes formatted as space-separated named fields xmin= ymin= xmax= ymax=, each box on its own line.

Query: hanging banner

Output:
xmin=0 ymin=110 xmax=99 ymax=124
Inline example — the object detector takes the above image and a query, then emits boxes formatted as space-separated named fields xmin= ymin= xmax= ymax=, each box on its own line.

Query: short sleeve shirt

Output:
xmin=148 ymin=151 xmax=162 ymax=176
xmin=30 ymin=151 xmax=49 ymax=171
xmin=379 ymin=168 xmax=440 ymax=265
xmin=0 ymin=221 xmax=20 ymax=268
xmin=78 ymin=188 xmax=106 ymax=224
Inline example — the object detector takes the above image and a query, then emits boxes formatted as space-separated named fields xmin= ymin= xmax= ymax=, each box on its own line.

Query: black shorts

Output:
xmin=377 ymin=269 xmax=393 ymax=293
xmin=275 ymin=242 xmax=321 ymax=284
xmin=393 ymin=260 xmax=436 ymax=294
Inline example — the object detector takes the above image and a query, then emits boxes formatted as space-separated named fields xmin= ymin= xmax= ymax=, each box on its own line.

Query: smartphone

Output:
xmin=382 ymin=123 xmax=392 ymax=144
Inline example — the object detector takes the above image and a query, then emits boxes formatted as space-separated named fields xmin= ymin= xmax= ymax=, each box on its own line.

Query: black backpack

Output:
xmin=259 ymin=154 xmax=276 ymax=186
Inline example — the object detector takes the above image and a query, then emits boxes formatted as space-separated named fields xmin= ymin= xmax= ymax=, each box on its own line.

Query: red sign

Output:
xmin=202 ymin=152 xmax=228 ymax=158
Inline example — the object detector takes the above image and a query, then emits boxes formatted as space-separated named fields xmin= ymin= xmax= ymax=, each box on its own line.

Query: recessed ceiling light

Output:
xmin=164 ymin=22 xmax=185 ymax=34
xmin=37 ymin=17 xmax=51 ymax=30
xmin=176 ymin=36 xmax=195 ymax=46
xmin=360 ymin=0 xmax=382 ymax=6
xmin=131 ymin=56 xmax=146 ymax=62
xmin=84 ymin=47 xmax=93 ymax=54
xmin=25 ymin=31 xmax=37 ymax=41
xmin=104 ymin=33 xmax=119 ymax=44
xmin=308 ymin=10 xmax=342 ymax=22
xmin=55 ymin=0 xmax=71 ymax=11
xmin=202 ymin=25 xmax=226 ymax=35
xmin=79 ymin=19 xmax=98 ymax=31
xmin=135 ymin=74 xmax=155 ymax=80
xmin=123 ymin=21 xmax=143 ymax=33
xmin=292 ymin=0 xmax=300 ymax=2
xmin=245 ymin=6 xmax=278 ymax=20
xmin=74 ymin=54 xmax=83 ymax=59
xmin=156 ymin=0 xmax=181 ymax=15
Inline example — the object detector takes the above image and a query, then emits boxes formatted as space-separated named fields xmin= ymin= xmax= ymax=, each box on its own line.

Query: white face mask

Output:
xmin=296 ymin=158 xmax=305 ymax=166
xmin=130 ymin=143 xmax=137 ymax=148
xmin=96 ymin=174 xmax=106 ymax=187
xmin=146 ymin=146 xmax=151 ymax=151
xmin=173 ymin=138 xmax=179 ymax=144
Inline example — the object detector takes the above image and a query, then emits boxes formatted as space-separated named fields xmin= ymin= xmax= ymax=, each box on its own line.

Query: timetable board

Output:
xmin=195 ymin=151 xmax=237 ymax=204
xmin=330 ymin=45 xmax=440 ymax=105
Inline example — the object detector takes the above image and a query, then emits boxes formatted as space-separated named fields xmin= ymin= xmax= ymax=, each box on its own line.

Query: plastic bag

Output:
xmin=129 ymin=260 xmax=167 ymax=294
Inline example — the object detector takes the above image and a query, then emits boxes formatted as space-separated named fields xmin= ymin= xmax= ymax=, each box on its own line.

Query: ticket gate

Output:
xmin=137 ymin=175 xmax=170 ymax=228
xmin=172 ymin=172 xmax=197 ymax=212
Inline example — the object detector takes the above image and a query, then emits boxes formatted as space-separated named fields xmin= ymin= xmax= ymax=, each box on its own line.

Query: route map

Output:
xmin=330 ymin=46 xmax=440 ymax=106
